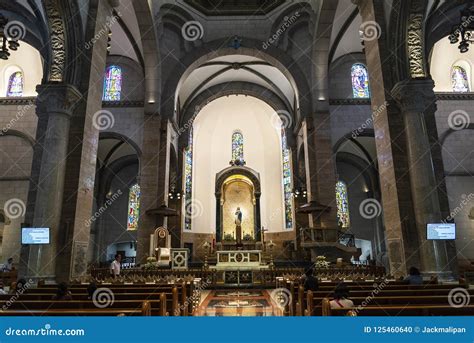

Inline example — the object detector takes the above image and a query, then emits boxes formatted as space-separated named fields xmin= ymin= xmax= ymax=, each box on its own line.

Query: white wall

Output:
xmin=431 ymin=37 xmax=474 ymax=92
xmin=191 ymin=95 xmax=289 ymax=234
xmin=0 ymin=42 xmax=42 ymax=97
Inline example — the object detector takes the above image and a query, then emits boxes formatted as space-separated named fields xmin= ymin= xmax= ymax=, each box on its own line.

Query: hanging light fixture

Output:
xmin=449 ymin=5 xmax=474 ymax=53
xmin=0 ymin=14 xmax=22 ymax=60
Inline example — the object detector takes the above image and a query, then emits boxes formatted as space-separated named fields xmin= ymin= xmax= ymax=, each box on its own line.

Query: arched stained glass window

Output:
xmin=336 ymin=181 xmax=350 ymax=228
xmin=231 ymin=131 xmax=244 ymax=162
xmin=351 ymin=63 xmax=370 ymax=98
xmin=127 ymin=184 xmax=141 ymax=230
xmin=184 ymin=128 xmax=193 ymax=230
xmin=451 ymin=65 xmax=470 ymax=93
xmin=281 ymin=128 xmax=293 ymax=229
xmin=7 ymin=71 xmax=23 ymax=97
xmin=103 ymin=65 xmax=122 ymax=101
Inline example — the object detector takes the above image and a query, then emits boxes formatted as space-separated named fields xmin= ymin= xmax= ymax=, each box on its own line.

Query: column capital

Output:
xmin=35 ymin=83 xmax=82 ymax=116
xmin=391 ymin=78 xmax=436 ymax=113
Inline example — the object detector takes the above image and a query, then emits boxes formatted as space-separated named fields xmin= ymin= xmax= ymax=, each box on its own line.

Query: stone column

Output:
xmin=136 ymin=115 xmax=170 ymax=263
xmin=392 ymin=79 xmax=455 ymax=277
xmin=352 ymin=0 xmax=419 ymax=277
xmin=27 ymin=84 xmax=82 ymax=279
xmin=302 ymin=115 xmax=338 ymax=235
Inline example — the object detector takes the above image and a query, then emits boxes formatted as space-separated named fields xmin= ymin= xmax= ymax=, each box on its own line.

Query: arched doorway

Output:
xmin=215 ymin=166 xmax=261 ymax=243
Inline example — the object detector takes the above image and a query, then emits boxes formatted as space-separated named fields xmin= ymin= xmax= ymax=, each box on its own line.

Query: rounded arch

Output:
xmin=215 ymin=165 xmax=261 ymax=196
xmin=161 ymin=39 xmax=313 ymax=122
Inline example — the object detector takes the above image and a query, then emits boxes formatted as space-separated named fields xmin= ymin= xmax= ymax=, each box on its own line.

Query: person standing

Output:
xmin=110 ymin=254 xmax=122 ymax=278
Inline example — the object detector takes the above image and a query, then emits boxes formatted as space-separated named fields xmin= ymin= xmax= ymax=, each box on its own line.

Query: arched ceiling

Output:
xmin=177 ymin=54 xmax=296 ymax=111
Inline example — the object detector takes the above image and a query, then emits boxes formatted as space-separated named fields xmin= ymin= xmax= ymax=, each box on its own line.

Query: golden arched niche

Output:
xmin=221 ymin=175 xmax=255 ymax=240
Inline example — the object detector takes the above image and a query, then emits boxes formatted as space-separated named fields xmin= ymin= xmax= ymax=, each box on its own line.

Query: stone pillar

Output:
xmin=392 ymin=79 xmax=455 ymax=277
xmin=54 ymin=0 xmax=118 ymax=281
xmin=136 ymin=116 xmax=170 ymax=263
xmin=27 ymin=84 xmax=82 ymax=279
xmin=352 ymin=0 xmax=419 ymax=277
xmin=302 ymin=115 xmax=338 ymax=233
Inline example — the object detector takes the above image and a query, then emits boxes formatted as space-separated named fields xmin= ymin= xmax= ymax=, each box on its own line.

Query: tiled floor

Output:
xmin=195 ymin=289 xmax=283 ymax=316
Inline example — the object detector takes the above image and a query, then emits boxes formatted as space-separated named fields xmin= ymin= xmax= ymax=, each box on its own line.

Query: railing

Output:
xmin=300 ymin=228 xmax=339 ymax=244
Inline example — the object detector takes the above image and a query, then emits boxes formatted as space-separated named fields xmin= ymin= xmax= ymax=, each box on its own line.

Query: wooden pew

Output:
xmin=0 ymin=300 xmax=154 ymax=316
xmin=297 ymin=285 xmax=474 ymax=316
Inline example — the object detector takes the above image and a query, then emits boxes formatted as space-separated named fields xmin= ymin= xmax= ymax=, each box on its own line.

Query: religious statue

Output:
xmin=235 ymin=207 xmax=242 ymax=245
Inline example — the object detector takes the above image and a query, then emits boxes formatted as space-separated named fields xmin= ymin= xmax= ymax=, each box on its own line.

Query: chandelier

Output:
xmin=0 ymin=14 xmax=21 ymax=60
xmin=449 ymin=5 xmax=474 ymax=53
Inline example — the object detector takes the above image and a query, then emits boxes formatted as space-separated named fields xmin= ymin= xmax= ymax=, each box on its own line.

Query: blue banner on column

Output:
xmin=0 ymin=317 xmax=472 ymax=343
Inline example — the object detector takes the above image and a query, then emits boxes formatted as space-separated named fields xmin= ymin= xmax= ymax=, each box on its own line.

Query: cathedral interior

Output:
xmin=0 ymin=0 xmax=473 ymax=318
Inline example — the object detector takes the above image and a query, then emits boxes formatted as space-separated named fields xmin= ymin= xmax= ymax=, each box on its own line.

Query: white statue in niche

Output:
xmin=235 ymin=207 xmax=242 ymax=244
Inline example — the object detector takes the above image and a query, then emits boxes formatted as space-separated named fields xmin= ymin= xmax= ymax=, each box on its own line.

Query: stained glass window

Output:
xmin=281 ymin=128 xmax=293 ymax=229
xmin=231 ymin=131 xmax=244 ymax=162
xmin=451 ymin=65 xmax=470 ymax=93
xmin=184 ymin=128 xmax=193 ymax=230
xmin=351 ymin=63 xmax=370 ymax=98
xmin=336 ymin=181 xmax=350 ymax=229
xmin=6 ymin=71 xmax=23 ymax=97
xmin=127 ymin=184 xmax=141 ymax=230
xmin=103 ymin=65 xmax=122 ymax=101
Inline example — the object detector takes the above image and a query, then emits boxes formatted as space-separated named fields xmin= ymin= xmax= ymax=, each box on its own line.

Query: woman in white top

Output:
xmin=330 ymin=283 xmax=354 ymax=309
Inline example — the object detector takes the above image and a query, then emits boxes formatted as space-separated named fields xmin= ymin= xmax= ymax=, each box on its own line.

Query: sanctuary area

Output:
xmin=0 ymin=0 xmax=473 ymax=317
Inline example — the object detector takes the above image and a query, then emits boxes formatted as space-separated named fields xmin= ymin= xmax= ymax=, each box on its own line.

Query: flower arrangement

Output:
xmin=143 ymin=256 xmax=158 ymax=270
xmin=314 ymin=256 xmax=330 ymax=269
xmin=223 ymin=233 xmax=234 ymax=241
xmin=243 ymin=233 xmax=253 ymax=241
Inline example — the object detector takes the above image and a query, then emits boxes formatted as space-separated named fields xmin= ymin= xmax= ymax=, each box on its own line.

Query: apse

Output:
xmin=190 ymin=95 xmax=292 ymax=235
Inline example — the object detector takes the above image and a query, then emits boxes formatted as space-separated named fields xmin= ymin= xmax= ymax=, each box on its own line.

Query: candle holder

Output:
xmin=203 ymin=241 xmax=211 ymax=270
xmin=268 ymin=240 xmax=276 ymax=269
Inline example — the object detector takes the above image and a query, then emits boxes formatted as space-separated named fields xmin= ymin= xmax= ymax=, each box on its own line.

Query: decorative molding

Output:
xmin=36 ymin=83 xmax=82 ymax=116
xmin=102 ymin=100 xmax=145 ymax=108
xmin=436 ymin=93 xmax=474 ymax=100
xmin=43 ymin=0 xmax=66 ymax=82
xmin=391 ymin=79 xmax=436 ymax=112
xmin=0 ymin=97 xmax=36 ymax=105
xmin=329 ymin=99 xmax=371 ymax=105
xmin=407 ymin=0 xmax=428 ymax=78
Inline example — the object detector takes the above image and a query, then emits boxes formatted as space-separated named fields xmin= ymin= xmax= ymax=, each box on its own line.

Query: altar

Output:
xmin=211 ymin=250 xmax=269 ymax=286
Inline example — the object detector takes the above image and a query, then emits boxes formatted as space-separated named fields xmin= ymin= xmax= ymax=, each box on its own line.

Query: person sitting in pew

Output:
xmin=404 ymin=267 xmax=423 ymax=285
xmin=330 ymin=283 xmax=354 ymax=309
xmin=2 ymin=258 xmax=14 ymax=272
xmin=52 ymin=282 xmax=73 ymax=300
xmin=0 ymin=281 xmax=6 ymax=295
xmin=10 ymin=278 xmax=27 ymax=294
xmin=303 ymin=267 xmax=319 ymax=291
